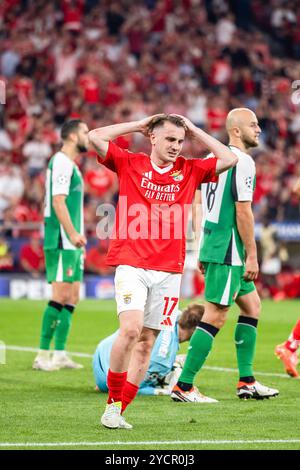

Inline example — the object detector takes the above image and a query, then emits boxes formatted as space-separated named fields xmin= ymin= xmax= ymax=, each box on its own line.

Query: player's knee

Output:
xmin=141 ymin=339 xmax=154 ymax=356
xmin=70 ymin=293 xmax=80 ymax=305
xmin=212 ymin=316 xmax=226 ymax=329
xmin=134 ymin=339 xmax=153 ymax=361
xmin=204 ymin=307 xmax=228 ymax=329
xmin=250 ymin=297 xmax=261 ymax=318
xmin=52 ymin=293 xmax=71 ymax=305
xmin=121 ymin=326 xmax=141 ymax=344
xmin=241 ymin=296 xmax=261 ymax=319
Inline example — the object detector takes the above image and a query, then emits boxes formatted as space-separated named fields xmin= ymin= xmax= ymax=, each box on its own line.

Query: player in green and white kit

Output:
xmin=33 ymin=120 xmax=89 ymax=371
xmin=171 ymin=108 xmax=279 ymax=401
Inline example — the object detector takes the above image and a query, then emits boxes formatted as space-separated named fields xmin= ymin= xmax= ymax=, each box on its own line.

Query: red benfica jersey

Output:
xmin=98 ymin=141 xmax=218 ymax=273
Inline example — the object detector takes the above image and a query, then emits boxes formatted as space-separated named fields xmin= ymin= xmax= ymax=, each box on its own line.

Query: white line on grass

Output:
xmin=6 ymin=345 xmax=92 ymax=358
xmin=6 ymin=345 xmax=294 ymax=379
xmin=203 ymin=366 xmax=293 ymax=379
xmin=1 ymin=439 xmax=300 ymax=448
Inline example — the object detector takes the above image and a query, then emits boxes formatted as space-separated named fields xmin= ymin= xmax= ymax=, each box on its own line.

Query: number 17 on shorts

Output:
xmin=161 ymin=297 xmax=179 ymax=327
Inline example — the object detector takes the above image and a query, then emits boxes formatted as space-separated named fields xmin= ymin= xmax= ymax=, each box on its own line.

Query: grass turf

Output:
xmin=0 ymin=298 xmax=299 ymax=450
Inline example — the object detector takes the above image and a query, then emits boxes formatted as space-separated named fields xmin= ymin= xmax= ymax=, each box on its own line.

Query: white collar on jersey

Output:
xmin=150 ymin=160 xmax=173 ymax=174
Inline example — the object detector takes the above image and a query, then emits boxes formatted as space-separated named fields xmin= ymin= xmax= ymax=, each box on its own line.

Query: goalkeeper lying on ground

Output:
xmin=93 ymin=303 xmax=210 ymax=397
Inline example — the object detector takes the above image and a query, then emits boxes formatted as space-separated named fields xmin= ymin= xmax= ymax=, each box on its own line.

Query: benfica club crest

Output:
xmin=170 ymin=170 xmax=184 ymax=182
xmin=123 ymin=293 xmax=132 ymax=304
xmin=67 ymin=267 xmax=73 ymax=277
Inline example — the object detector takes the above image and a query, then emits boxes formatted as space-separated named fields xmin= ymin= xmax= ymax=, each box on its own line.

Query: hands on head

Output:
xmin=137 ymin=113 xmax=194 ymax=137
xmin=137 ymin=114 xmax=166 ymax=136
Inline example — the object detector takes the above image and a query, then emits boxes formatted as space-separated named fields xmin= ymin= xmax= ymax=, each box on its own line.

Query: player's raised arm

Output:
xmin=171 ymin=115 xmax=238 ymax=174
xmin=88 ymin=121 xmax=140 ymax=158
xmin=88 ymin=115 xmax=163 ymax=160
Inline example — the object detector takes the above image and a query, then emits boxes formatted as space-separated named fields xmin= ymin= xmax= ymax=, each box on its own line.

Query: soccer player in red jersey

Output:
xmin=89 ymin=114 xmax=238 ymax=429
xmin=275 ymin=320 xmax=300 ymax=378
xmin=275 ymin=178 xmax=300 ymax=378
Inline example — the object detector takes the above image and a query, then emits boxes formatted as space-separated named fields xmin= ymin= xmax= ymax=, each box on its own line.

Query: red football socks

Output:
xmin=107 ymin=369 xmax=127 ymax=404
xmin=285 ymin=319 xmax=300 ymax=353
xmin=122 ymin=381 xmax=139 ymax=413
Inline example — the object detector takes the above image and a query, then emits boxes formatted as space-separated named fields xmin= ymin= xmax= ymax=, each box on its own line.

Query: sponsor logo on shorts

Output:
xmin=160 ymin=317 xmax=173 ymax=327
xmin=123 ymin=293 xmax=132 ymax=304
xmin=67 ymin=267 xmax=73 ymax=277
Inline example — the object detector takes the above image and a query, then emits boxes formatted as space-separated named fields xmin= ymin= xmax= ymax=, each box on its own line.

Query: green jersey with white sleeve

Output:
xmin=199 ymin=145 xmax=256 ymax=266
xmin=44 ymin=151 xmax=84 ymax=250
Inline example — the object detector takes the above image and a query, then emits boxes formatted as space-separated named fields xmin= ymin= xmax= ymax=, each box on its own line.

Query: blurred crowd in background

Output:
xmin=1 ymin=0 xmax=300 ymax=297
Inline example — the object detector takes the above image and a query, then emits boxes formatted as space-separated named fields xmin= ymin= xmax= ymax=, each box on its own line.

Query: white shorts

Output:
xmin=114 ymin=265 xmax=182 ymax=331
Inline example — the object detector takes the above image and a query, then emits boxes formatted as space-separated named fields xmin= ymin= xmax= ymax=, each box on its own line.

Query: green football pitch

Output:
xmin=0 ymin=298 xmax=299 ymax=450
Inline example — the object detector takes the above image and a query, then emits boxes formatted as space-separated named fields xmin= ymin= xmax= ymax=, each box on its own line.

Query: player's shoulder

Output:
xmin=177 ymin=154 xmax=203 ymax=163
xmin=132 ymin=151 xmax=149 ymax=161
xmin=203 ymin=152 xmax=215 ymax=160
xmin=229 ymin=146 xmax=255 ymax=167
xmin=127 ymin=150 xmax=150 ymax=172
xmin=176 ymin=155 xmax=201 ymax=168
xmin=111 ymin=142 xmax=148 ymax=160
xmin=52 ymin=151 xmax=74 ymax=169
xmin=178 ymin=153 xmax=216 ymax=166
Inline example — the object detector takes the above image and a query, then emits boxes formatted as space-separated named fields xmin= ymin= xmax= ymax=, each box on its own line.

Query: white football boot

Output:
xmin=32 ymin=351 xmax=59 ymax=371
xmin=118 ymin=416 xmax=133 ymax=430
xmin=237 ymin=380 xmax=279 ymax=399
xmin=51 ymin=351 xmax=83 ymax=370
xmin=171 ymin=385 xmax=218 ymax=403
xmin=101 ymin=401 xmax=122 ymax=429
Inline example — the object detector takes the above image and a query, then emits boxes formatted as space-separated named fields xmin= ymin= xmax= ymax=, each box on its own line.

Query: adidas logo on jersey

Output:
xmin=143 ymin=171 xmax=152 ymax=180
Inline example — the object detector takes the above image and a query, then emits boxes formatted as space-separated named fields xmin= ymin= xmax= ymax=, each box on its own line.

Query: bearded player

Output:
xmin=33 ymin=120 xmax=88 ymax=371
xmin=171 ymin=108 xmax=279 ymax=402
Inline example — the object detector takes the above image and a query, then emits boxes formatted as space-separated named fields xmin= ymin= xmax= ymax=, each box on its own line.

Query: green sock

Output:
xmin=179 ymin=322 xmax=219 ymax=384
xmin=40 ymin=301 xmax=63 ymax=350
xmin=235 ymin=316 xmax=258 ymax=379
xmin=54 ymin=304 xmax=75 ymax=351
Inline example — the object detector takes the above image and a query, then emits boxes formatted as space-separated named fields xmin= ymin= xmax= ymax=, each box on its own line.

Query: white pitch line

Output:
xmin=5 ymin=345 xmax=92 ymax=358
xmin=5 ymin=345 xmax=294 ymax=379
xmin=0 ymin=439 xmax=300 ymax=448
xmin=203 ymin=366 xmax=293 ymax=379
